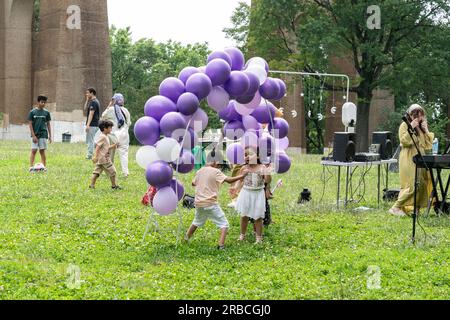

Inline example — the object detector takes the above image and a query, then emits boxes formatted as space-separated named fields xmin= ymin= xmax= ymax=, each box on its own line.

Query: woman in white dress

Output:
xmin=101 ymin=93 xmax=132 ymax=177
xmin=235 ymin=147 xmax=272 ymax=244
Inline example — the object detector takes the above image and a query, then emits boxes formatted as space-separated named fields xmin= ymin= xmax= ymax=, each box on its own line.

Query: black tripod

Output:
xmin=404 ymin=124 xmax=430 ymax=244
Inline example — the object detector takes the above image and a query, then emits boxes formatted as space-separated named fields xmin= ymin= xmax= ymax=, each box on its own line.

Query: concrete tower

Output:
xmin=0 ymin=0 xmax=112 ymax=142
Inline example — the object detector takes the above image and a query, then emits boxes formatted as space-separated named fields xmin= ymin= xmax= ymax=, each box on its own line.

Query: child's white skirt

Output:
xmin=235 ymin=187 xmax=266 ymax=220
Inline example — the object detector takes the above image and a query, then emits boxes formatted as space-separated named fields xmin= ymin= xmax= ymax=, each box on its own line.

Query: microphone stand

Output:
xmin=404 ymin=123 xmax=430 ymax=244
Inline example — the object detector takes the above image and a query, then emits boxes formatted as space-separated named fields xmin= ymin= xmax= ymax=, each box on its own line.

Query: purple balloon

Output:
xmin=218 ymin=101 xmax=242 ymax=122
xmin=186 ymin=73 xmax=212 ymax=100
xmin=207 ymin=51 xmax=232 ymax=67
xmin=224 ymin=47 xmax=245 ymax=71
xmin=241 ymin=91 xmax=262 ymax=110
xmin=134 ymin=116 xmax=161 ymax=146
xmin=224 ymin=71 xmax=250 ymax=97
xmin=160 ymin=112 xmax=187 ymax=137
xmin=277 ymin=137 xmax=290 ymax=150
xmin=243 ymin=71 xmax=260 ymax=96
xmin=159 ymin=77 xmax=186 ymax=103
xmin=259 ymin=134 xmax=275 ymax=158
xmin=269 ymin=118 xmax=290 ymax=139
xmin=178 ymin=67 xmax=200 ymax=85
xmin=235 ymin=101 xmax=255 ymax=116
xmin=153 ymin=187 xmax=178 ymax=216
xmin=236 ymin=95 xmax=255 ymax=105
xmin=206 ymin=59 xmax=231 ymax=86
xmin=251 ymin=101 xmax=277 ymax=124
xmin=224 ymin=120 xmax=245 ymax=140
xmin=190 ymin=108 xmax=209 ymax=132
xmin=260 ymin=77 xmax=281 ymax=100
xmin=226 ymin=143 xmax=245 ymax=165
xmin=144 ymin=96 xmax=177 ymax=121
xmin=274 ymin=79 xmax=287 ymax=100
xmin=172 ymin=149 xmax=195 ymax=174
xmin=172 ymin=127 xmax=198 ymax=149
xmin=177 ymin=92 xmax=199 ymax=116
xmin=248 ymin=127 xmax=263 ymax=138
xmin=241 ymin=131 xmax=259 ymax=149
xmin=274 ymin=152 xmax=291 ymax=174
xmin=170 ymin=179 xmax=185 ymax=201
xmin=146 ymin=161 xmax=173 ymax=188
xmin=207 ymin=86 xmax=230 ymax=112
xmin=242 ymin=115 xmax=259 ymax=131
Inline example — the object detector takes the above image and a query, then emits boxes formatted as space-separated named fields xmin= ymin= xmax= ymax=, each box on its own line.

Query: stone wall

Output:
xmin=0 ymin=0 xmax=34 ymax=126
xmin=0 ymin=0 xmax=112 ymax=141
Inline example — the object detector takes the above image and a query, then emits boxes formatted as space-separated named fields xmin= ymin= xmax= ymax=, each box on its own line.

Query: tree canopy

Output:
xmin=225 ymin=0 xmax=449 ymax=151
xmin=109 ymin=27 xmax=220 ymax=144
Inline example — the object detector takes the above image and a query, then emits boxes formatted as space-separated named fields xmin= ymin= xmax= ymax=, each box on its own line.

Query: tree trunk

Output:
xmin=356 ymin=83 xmax=374 ymax=152
xmin=447 ymin=98 xmax=450 ymax=139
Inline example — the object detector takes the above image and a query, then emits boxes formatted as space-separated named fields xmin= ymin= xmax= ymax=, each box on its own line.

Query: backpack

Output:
xmin=182 ymin=194 xmax=196 ymax=209
xmin=141 ymin=186 xmax=157 ymax=207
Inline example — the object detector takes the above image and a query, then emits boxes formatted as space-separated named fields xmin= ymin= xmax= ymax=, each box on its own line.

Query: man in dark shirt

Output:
xmin=85 ymin=87 xmax=100 ymax=159
xmin=28 ymin=95 xmax=52 ymax=170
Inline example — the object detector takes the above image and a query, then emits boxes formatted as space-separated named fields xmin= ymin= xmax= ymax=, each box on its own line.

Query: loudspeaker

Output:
xmin=333 ymin=132 xmax=356 ymax=162
xmin=383 ymin=188 xmax=400 ymax=201
xmin=372 ymin=132 xmax=393 ymax=160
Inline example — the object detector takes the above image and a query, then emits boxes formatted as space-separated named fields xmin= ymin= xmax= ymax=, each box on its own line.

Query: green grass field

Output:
xmin=0 ymin=141 xmax=448 ymax=300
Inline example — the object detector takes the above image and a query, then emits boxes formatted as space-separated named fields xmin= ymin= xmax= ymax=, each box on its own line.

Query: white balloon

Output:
xmin=156 ymin=138 xmax=182 ymax=163
xmin=136 ymin=146 xmax=160 ymax=169
xmin=246 ymin=65 xmax=268 ymax=85
xmin=342 ymin=102 xmax=357 ymax=127
xmin=247 ymin=57 xmax=267 ymax=70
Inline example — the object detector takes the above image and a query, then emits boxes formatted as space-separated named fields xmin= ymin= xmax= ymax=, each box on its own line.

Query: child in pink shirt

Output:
xmin=185 ymin=150 xmax=248 ymax=249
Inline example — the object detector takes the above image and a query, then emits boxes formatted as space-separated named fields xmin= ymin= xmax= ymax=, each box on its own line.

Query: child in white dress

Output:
xmin=235 ymin=147 xmax=272 ymax=244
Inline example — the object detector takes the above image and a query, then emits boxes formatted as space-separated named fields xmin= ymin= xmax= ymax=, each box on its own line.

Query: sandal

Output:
xmin=389 ymin=207 xmax=406 ymax=217
xmin=238 ymin=234 xmax=246 ymax=242
xmin=255 ymin=236 xmax=263 ymax=244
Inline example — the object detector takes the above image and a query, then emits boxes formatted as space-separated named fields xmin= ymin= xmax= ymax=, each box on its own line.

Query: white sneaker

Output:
xmin=389 ymin=207 xmax=406 ymax=217
xmin=227 ymin=201 xmax=236 ymax=208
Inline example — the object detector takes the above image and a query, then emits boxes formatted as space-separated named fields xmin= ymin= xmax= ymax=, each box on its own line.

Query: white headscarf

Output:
xmin=407 ymin=104 xmax=424 ymax=115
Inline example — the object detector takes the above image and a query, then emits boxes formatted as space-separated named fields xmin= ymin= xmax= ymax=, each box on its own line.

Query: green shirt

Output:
xmin=28 ymin=108 xmax=51 ymax=139
xmin=193 ymin=146 xmax=206 ymax=170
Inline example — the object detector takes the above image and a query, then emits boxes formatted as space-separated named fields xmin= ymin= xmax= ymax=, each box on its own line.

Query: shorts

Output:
xmin=93 ymin=162 xmax=117 ymax=177
xmin=193 ymin=205 xmax=229 ymax=229
xmin=31 ymin=138 xmax=48 ymax=150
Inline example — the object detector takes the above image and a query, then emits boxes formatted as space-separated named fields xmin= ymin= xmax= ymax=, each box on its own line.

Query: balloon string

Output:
xmin=143 ymin=207 xmax=156 ymax=242
xmin=265 ymin=98 xmax=276 ymax=147
xmin=174 ymin=118 xmax=193 ymax=245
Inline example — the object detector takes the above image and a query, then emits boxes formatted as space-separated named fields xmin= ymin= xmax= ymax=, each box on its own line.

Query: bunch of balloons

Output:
xmin=135 ymin=47 xmax=292 ymax=216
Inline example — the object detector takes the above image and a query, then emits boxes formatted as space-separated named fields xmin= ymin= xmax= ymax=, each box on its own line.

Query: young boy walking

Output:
xmin=28 ymin=95 xmax=52 ymax=171
xmin=185 ymin=150 xmax=248 ymax=249
xmin=89 ymin=120 xmax=121 ymax=190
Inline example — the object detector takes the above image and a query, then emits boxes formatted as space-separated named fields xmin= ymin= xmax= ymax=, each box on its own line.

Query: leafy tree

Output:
xmin=109 ymin=27 xmax=220 ymax=144
xmin=223 ymin=2 xmax=251 ymax=55
xmin=226 ymin=0 xmax=449 ymax=151
xmin=33 ymin=0 xmax=40 ymax=32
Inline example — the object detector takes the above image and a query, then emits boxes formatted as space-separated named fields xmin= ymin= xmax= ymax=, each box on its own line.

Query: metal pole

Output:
xmin=345 ymin=166 xmax=350 ymax=209
xmin=337 ymin=166 xmax=341 ymax=209
xmin=412 ymin=163 xmax=419 ymax=244
xmin=377 ymin=164 xmax=381 ymax=209
xmin=270 ymin=70 xmax=350 ymax=103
